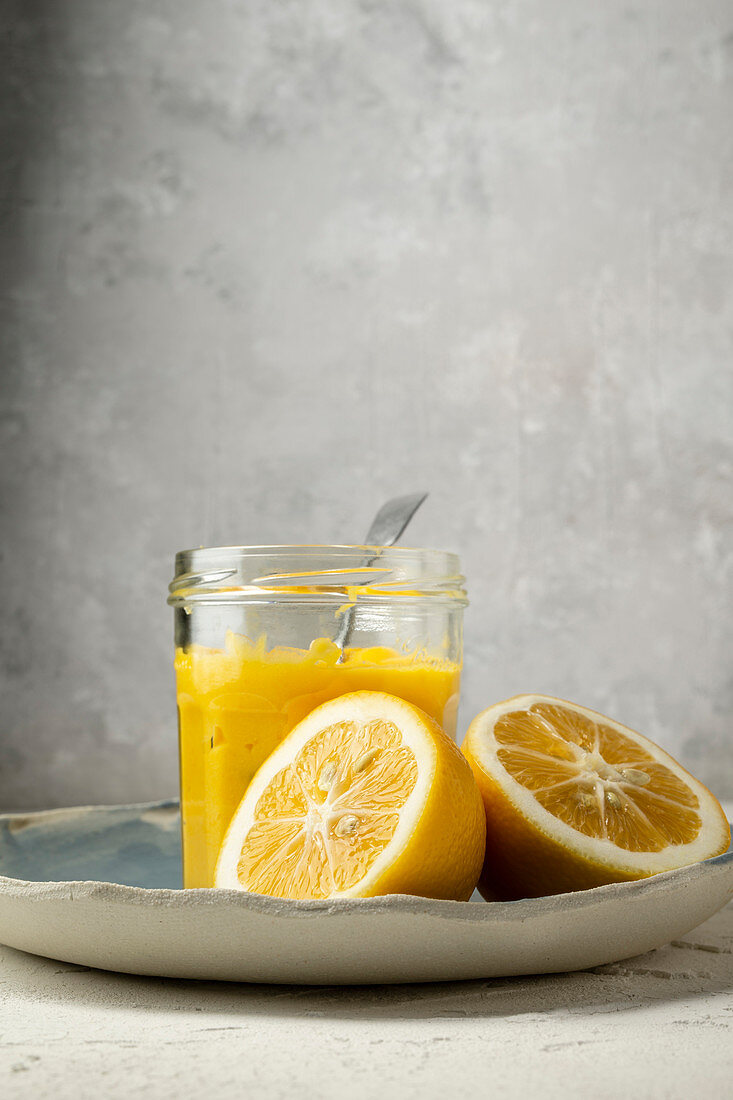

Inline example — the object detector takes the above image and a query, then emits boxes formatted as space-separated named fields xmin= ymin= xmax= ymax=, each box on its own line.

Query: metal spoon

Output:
xmin=333 ymin=491 xmax=428 ymax=657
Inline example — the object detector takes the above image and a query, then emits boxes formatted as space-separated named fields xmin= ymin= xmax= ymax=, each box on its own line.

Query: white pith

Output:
xmin=214 ymin=692 xmax=437 ymax=896
xmin=465 ymin=694 xmax=730 ymax=874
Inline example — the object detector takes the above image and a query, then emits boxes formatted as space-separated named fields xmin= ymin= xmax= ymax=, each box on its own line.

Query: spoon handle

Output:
xmin=333 ymin=492 xmax=428 ymax=655
xmin=362 ymin=492 xmax=429 ymax=548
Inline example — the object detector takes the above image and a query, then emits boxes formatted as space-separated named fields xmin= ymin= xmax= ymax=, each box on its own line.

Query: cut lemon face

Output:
xmin=462 ymin=695 xmax=730 ymax=901
xmin=215 ymin=691 xmax=486 ymax=901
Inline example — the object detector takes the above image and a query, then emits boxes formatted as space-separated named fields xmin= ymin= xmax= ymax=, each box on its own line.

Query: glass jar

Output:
xmin=168 ymin=545 xmax=468 ymax=888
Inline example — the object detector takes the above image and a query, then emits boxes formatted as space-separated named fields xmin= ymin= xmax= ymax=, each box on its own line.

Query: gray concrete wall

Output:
xmin=1 ymin=0 xmax=732 ymax=810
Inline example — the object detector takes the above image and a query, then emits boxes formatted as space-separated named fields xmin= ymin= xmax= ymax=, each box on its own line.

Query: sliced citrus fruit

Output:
xmin=462 ymin=694 xmax=730 ymax=901
xmin=215 ymin=690 xmax=486 ymax=901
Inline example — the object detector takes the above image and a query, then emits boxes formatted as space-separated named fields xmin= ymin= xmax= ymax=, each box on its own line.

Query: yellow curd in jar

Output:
xmin=175 ymin=633 xmax=461 ymax=887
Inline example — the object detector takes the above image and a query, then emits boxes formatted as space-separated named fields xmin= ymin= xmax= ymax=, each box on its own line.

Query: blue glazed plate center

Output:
xmin=0 ymin=801 xmax=183 ymax=889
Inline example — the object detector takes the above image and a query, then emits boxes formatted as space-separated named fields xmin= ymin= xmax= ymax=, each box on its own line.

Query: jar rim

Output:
xmin=168 ymin=544 xmax=467 ymax=607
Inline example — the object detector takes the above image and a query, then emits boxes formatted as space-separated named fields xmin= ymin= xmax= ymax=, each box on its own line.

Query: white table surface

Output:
xmin=2 ymin=817 xmax=731 ymax=1100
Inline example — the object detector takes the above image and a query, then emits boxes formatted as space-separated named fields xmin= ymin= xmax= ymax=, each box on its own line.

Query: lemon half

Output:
xmin=216 ymin=690 xmax=486 ymax=901
xmin=463 ymin=694 xmax=730 ymax=900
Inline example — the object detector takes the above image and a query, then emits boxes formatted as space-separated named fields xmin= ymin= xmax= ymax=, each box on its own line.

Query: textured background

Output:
xmin=1 ymin=0 xmax=732 ymax=809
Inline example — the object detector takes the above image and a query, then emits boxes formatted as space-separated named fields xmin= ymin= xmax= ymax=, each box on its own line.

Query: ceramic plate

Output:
xmin=0 ymin=801 xmax=730 ymax=985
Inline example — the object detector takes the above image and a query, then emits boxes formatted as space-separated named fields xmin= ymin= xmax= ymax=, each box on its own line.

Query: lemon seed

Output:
xmin=318 ymin=762 xmax=337 ymax=792
xmin=353 ymin=749 xmax=379 ymax=775
xmin=620 ymin=768 xmax=650 ymax=787
xmin=335 ymin=814 xmax=359 ymax=838
xmin=605 ymin=790 xmax=623 ymax=809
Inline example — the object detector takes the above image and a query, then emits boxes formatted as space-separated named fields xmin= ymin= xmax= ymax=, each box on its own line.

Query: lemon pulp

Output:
xmin=235 ymin=717 xmax=418 ymax=898
xmin=494 ymin=702 xmax=702 ymax=851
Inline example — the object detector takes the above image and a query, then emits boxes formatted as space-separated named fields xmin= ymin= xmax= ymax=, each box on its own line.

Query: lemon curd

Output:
xmin=175 ymin=633 xmax=460 ymax=888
